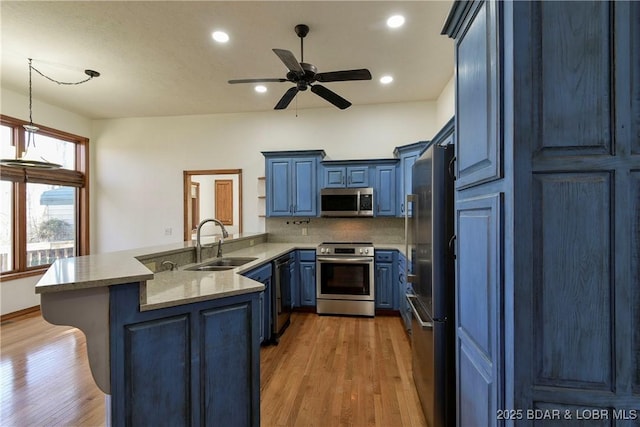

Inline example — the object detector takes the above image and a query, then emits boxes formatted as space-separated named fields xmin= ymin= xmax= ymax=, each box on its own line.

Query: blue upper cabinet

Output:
xmin=263 ymin=150 xmax=325 ymax=217
xmin=322 ymin=162 xmax=370 ymax=188
xmin=373 ymin=161 xmax=397 ymax=217
xmin=394 ymin=141 xmax=429 ymax=217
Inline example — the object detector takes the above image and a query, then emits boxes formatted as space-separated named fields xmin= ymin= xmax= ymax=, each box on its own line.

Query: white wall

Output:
xmin=0 ymin=87 xmax=92 ymax=315
xmin=436 ymin=74 xmax=455 ymax=128
xmin=1 ymin=87 xmax=92 ymax=137
xmin=91 ymin=101 xmax=440 ymax=253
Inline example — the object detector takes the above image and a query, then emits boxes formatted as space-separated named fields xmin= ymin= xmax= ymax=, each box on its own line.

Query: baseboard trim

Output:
xmin=1 ymin=305 xmax=41 ymax=322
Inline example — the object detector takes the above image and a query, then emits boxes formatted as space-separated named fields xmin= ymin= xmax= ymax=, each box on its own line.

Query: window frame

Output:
xmin=0 ymin=114 xmax=90 ymax=280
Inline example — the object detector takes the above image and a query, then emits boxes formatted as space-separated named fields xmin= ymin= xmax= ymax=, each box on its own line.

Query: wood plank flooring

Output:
xmin=261 ymin=313 xmax=426 ymax=427
xmin=1 ymin=311 xmax=426 ymax=427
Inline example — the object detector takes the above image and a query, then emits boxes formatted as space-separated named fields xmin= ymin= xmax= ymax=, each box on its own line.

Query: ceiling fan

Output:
xmin=228 ymin=24 xmax=372 ymax=110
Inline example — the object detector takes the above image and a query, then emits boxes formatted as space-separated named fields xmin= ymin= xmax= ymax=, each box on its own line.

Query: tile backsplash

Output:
xmin=266 ymin=217 xmax=405 ymax=244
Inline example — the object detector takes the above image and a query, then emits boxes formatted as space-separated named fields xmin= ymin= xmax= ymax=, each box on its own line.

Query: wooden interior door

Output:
xmin=215 ymin=179 xmax=233 ymax=225
xmin=190 ymin=182 xmax=200 ymax=232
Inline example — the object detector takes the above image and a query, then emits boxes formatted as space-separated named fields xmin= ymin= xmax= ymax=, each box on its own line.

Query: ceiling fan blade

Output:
xmin=272 ymin=49 xmax=304 ymax=74
xmin=275 ymin=87 xmax=299 ymax=110
xmin=315 ymin=69 xmax=372 ymax=83
xmin=228 ymin=78 xmax=287 ymax=84
xmin=310 ymin=84 xmax=352 ymax=110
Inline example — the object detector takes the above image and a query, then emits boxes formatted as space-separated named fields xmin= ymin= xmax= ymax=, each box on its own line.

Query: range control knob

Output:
xmin=364 ymin=249 xmax=369 ymax=254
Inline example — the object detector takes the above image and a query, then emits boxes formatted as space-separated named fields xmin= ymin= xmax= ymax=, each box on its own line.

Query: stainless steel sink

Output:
xmin=185 ymin=257 xmax=257 ymax=272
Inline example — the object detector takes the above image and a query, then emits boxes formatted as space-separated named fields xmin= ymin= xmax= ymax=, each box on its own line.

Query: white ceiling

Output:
xmin=1 ymin=1 xmax=454 ymax=120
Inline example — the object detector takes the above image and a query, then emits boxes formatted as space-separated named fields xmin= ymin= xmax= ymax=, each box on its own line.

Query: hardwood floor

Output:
xmin=1 ymin=311 xmax=426 ymax=427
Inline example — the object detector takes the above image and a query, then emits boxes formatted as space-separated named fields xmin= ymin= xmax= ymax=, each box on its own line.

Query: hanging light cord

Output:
xmin=28 ymin=58 xmax=98 ymax=86
xmin=27 ymin=59 xmax=34 ymax=126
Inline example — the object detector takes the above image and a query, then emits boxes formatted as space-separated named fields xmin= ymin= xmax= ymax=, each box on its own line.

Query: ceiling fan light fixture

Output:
xmin=380 ymin=75 xmax=394 ymax=84
xmin=254 ymin=85 xmax=267 ymax=93
xmin=386 ymin=15 xmax=405 ymax=29
xmin=228 ymin=24 xmax=371 ymax=110
xmin=212 ymin=31 xmax=229 ymax=43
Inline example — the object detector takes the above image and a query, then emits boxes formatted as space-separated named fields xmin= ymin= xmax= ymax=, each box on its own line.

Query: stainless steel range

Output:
xmin=316 ymin=242 xmax=375 ymax=317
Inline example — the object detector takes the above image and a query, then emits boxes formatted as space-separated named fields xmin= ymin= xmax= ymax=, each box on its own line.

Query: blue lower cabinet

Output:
xmin=289 ymin=252 xmax=297 ymax=308
xmin=375 ymin=250 xmax=397 ymax=309
xmin=296 ymin=250 xmax=316 ymax=307
xmin=299 ymin=261 xmax=316 ymax=306
xmin=109 ymin=283 xmax=261 ymax=427
xmin=242 ymin=263 xmax=273 ymax=344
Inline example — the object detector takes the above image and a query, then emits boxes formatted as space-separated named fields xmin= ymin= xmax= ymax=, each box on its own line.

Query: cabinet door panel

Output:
xmin=632 ymin=172 xmax=640 ymax=394
xmin=347 ymin=166 xmax=369 ymax=187
xmin=456 ymin=193 xmax=502 ymax=427
xmin=536 ymin=1 xmax=612 ymax=155
xmin=124 ymin=316 xmax=190 ymax=426
xmin=400 ymin=154 xmax=418 ymax=215
xmin=532 ymin=173 xmax=613 ymax=389
xmin=293 ymin=158 xmax=317 ymax=215
xmin=300 ymin=262 xmax=316 ymax=306
xmin=455 ymin=0 xmax=500 ymax=189
xmin=375 ymin=165 xmax=396 ymax=216
xmin=324 ymin=167 xmax=345 ymax=188
xmin=267 ymin=159 xmax=292 ymax=216
xmin=375 ymin=263 xmax=393 ymax=309
xmin=200 ymin=303 xmax=255 ymax=427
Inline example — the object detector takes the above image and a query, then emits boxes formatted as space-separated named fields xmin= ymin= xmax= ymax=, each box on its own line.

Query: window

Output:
xmin=0 ymin=115 xmax=89 ymax=278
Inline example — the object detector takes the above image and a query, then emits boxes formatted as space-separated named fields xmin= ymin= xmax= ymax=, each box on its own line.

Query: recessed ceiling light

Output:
xmin=380 ymin=75 xmax=394 ymax=84
xmin=212 ymin=31 xmax=229 ymax=43
xmin=386 ymin=15 xmax=405 ymax=29
xmin=255 ymin=85 xmax=267 ymax=93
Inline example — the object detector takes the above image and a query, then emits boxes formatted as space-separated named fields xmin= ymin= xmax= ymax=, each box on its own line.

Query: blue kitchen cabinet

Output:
xmin=109 ymin=283 xmax=261 ymax=427
xmin=298 ymin=250 xmax=316 ymax=307
xmin=374 ymin=164 xmax=397 ymax=217
xmin=242 ymin=262 xmax=273 ymax=344
xmin=263 ymin=151 xmax=325 ymax=217
xmin=394 ymin=141 xmax=429 ymax=217
xmin=289 ymin=251 xmax=297 ymax=308
xmin=374 ymin=250 xmax=396 ymax=309
xmin=323 ymin=164 xmax=370 ymax=188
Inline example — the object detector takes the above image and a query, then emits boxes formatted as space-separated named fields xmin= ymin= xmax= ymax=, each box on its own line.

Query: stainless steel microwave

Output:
xmin=320 ymin=187 xmax=374 ymax=217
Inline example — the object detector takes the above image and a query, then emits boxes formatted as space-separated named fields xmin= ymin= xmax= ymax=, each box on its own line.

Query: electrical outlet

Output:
xmin=302 ymin=227 xmax=308 ymax=236
xmin=164 ymin=227 xmax=172 ymax=236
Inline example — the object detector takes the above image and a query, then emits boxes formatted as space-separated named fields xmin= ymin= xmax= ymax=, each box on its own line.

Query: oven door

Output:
xmin=316 ymin=256 xmax=375 ymax=301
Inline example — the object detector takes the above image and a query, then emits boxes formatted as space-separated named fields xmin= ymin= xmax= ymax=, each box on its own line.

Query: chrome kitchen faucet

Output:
xmin=195 ymin=218 xmax=229 ymax=263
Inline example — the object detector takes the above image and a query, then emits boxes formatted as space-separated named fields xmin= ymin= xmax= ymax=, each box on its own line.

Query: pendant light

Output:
xmin=0 ymin=58 xmax=100 ymax=169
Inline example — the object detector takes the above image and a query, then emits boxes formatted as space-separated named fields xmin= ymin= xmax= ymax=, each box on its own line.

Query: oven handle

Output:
xmin=316 ymin=257 xmax=374 ymax=263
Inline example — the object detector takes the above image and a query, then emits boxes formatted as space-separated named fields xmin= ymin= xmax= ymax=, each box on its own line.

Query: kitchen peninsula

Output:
xmin=35 ymin=233 xmax=307 ymax=427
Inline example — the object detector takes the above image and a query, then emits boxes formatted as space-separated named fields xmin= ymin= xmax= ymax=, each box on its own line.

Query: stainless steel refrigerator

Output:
xmin=406 ymin=141 xmax=455 ymax=427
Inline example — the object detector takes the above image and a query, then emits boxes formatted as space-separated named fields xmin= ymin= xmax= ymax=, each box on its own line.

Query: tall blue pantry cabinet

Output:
xmin=443 ymin=1 xmax=639 ymax=425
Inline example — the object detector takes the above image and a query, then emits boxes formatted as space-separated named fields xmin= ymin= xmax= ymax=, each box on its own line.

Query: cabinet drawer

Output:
xmin=298 ymin=250 xmax=316 ymax=262
xmin=375 ymin=250 xmax=394 ymax=263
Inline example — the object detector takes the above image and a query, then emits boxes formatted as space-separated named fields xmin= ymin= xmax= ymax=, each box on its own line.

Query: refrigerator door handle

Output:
xmin=407 ymin=295 xmax=433 ymax=329
xmin=405 ymin=194 xmax=417 ymax=283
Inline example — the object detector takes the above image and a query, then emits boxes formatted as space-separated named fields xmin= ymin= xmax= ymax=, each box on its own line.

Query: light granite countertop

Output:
xmin=36 ymin=234 xmax=405 ymax=312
